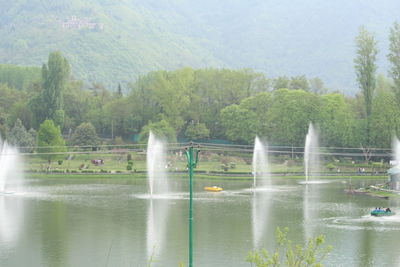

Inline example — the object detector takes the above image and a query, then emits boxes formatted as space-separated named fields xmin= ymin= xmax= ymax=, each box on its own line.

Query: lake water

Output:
xmin=1 ymin=177 xmax=400 ymax=267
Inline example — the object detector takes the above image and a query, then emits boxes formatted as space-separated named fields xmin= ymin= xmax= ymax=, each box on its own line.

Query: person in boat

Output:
xmin=386 ymin=208 xmax=391 ymax=212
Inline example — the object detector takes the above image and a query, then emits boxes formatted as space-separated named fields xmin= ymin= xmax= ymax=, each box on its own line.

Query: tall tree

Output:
xmin=354 ymin=26 xmax=378 ymax=145
xmin=388 ymin=22 xmax=400 ymax=104
xmin=41 ymin=51 xmax=70 ymax=126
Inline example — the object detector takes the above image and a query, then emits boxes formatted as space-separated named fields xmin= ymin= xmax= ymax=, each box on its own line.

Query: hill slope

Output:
xmin=0 ymin=0 xmax=399 ymax=92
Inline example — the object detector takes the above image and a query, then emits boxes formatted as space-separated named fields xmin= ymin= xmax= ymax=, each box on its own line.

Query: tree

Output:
xmin=240 ymin=92 xmax=272 ymax=137
xmin=309 ymin=77 xmax=328 ymax=95
xmin=267 ymin=89 xmax=321 ymax=146
xmin=117 ymin=83 xmax=123 ymax=97
xmin=70 ymin=122 xmax=100 ymax=148
xmin=41 ymin=51 xmax=71 ymax=126
xmin=319 ymin=94 xmax=357 ymax=147
xmin=354 ymin=26 xmax=378 ymax=145
xmin=37 ymin=120 xmax=67 ymax=165
xmin=388 ymin=22 xmax=400 ymax=104
xmin=7 ymin=119 xmax=36 ymax=152
xmin=63 ymin=80 xmax=91 ymax=129
xmin=184 ymin=122 xmax=210 ymax=140
xmin=273 ymin=76 xmax=290 ymax=90
xmin=370 ymin=88 xmax=400 ymax=148
xmin=289 ymin=75 xmax=309 ymax=91
xmin=220 ymin=105 xmax=257 ymax=144
xmin=139 ymin=120 xmax=176 ymax=143
xmin=105 ymin=97 xmax=135 ymax=139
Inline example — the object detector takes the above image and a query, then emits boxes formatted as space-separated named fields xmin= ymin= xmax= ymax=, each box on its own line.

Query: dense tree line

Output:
xmin=0 ymin=22 xmax=400 ymax=151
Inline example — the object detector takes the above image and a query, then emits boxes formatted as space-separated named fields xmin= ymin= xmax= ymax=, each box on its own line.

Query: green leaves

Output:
xmin=388 ymin=22 xmax=400 ymax=104
xmin=246 ymin=227 xmax=332 ymax=267
xmin=37 ymin=119 xmax=66 ymax=163
xmin=354 ymin=26 xmax=378 ymax=145
xmin=41 ymin=51 xmax=70 ymax=126
xmin=70 ymin=122 xmax=100 ymax=147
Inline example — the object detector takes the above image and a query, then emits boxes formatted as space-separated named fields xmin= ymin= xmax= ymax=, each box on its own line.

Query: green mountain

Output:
xmin=1 ymin=0 xmax=399 ymax=92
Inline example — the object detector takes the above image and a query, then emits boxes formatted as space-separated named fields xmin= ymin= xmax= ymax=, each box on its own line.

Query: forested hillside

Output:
xmin=1 ymin=0 xmax=399 ymax=91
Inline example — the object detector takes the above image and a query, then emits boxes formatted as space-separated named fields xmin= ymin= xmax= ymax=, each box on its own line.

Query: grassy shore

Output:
xmin=23 ymin=151 xmax=389 ymax=181
xmin=26 ymin=171 xmax=387 ymax=181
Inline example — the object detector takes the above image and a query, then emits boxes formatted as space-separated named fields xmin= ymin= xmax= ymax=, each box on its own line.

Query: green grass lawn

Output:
xmin=23 ymin=151 xmax=390 ymax=180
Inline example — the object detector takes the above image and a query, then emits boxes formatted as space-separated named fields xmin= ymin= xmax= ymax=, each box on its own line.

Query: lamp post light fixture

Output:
xmin=184 ymin=143 xmax=200 ymax=267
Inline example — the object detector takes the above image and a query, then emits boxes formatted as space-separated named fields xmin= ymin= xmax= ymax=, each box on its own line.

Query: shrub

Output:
xmin=326 ymin=163 xmax=336 ymax=171
xmin=58 ymin=160 xmax=63 ymax=165
xmin=246 ymin=227 xmax=332 ymax=267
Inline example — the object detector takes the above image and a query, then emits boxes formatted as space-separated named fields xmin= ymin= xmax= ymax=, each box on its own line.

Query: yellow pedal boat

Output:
xmin=204 ymin=186 xmax=223 ymax=192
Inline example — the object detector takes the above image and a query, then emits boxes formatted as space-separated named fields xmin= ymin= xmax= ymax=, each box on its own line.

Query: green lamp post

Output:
xmin=184 ymin=143 xmax=200 ymax=267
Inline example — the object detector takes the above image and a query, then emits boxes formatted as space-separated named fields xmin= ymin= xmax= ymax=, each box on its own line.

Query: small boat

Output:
xmin=204 ymin=186 xmax=223 ymax=192
xmin=370 ymin=208 xmax=395 ymax=217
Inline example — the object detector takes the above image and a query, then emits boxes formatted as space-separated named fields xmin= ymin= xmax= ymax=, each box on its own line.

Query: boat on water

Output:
xmin=370 ymin=208 xmax=395 ymax=217
xmin=204 ymin=186 xmax=223 ymax=192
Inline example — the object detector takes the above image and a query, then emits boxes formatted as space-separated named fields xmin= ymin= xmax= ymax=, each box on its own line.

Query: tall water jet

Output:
xmin=146 ymin=131 xmax=170 ymax=196
xmin=304 ymin=123 xmax=320 ymax=183
xmin=252 ymin=136 xmax=271 ymax=188
xmin=146 ymin=131 xmax=171 ymax=261
xmin=0 ymin=138 xmax=24 ymax=194
xmin=392 ymin=137 xmax=400 ymax=166
xmin=251 ymin=136 xmax=272 ymax=248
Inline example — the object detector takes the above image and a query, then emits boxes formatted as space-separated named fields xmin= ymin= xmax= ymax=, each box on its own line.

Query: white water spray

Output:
xmin=0 ymin=137 xmax=24 ymax=194
xmin=251 ymin=136 xmax=273 ymax=248
xmin=393 ymin=137 xmax=400 ymax=166
xmin=146 ymin=131 xmax=170 ymax=196
xmin=304 ymin=123 xmax=320 ymax=183
xmin=252 ymin=136 xmax=271 ymax=188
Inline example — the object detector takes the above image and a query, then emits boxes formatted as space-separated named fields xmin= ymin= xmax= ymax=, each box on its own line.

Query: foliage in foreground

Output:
xmin=246 ymin=227 xmax=332 ymax=267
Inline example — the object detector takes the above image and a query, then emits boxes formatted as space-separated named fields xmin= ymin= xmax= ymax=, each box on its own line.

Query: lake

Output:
xmin=1 ymin=177 xmax=399 ymax=267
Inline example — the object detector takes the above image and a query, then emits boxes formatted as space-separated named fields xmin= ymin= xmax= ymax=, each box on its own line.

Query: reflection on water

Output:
xmin=252 ymin=190 xmax=272 ymax=249
xmin=146 ymin=198 xmax=170 ymax=261
xmin=303 ymin=183 xmax=320 ymax=240
xmin=0 ymin=196 xmax=23 ymax=245
xmin=1 ymin=178 xmax=400 ymax=266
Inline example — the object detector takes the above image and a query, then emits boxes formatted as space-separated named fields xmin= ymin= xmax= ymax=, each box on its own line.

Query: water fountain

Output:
xmin=146 ymin=131 xmax=171 ymax=261
xmin=251 ymin=136 xmax=272 ymax=248
xmin=302 ymin=123 xmax=322 ymax=240
xmin=0 ymin=137 xmax=24 ymax=194
xmin=393 ymin=137 xmax=400 ymax=166
xmin=252 ymin=136 xmax=271 ymax=189
xmin=304 ymin=123 xmax=320 ymax=183
xmin=146 ymin=131 xmax=170 ymax=196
